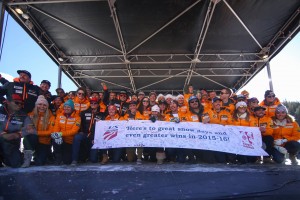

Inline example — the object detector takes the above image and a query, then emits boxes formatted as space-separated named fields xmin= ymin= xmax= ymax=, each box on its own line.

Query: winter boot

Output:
xmin=289 ymin=154 xmax=298 ymax=165
xmin=156 ymin=152 xmax=166 ymax=165
xmin=101 ymin=154 xmax=109 ymax=165
xmin=21 ymin=150 xmax=33 ymax=168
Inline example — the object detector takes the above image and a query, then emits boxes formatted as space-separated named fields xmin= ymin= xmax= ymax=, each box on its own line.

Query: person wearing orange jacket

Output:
xmin=220 ymin=88 xmax=235 ymax=114
xmin=202 ymin=97 xmax=232 ymax=126
xmin=247 ymin=97 xmax=259 ymax=116
xmin=55 ymin=87 xmax=68 ymax=102
xmin=185 ymin=97 xmax=204 ymax=163
xmin=49 ymin=95 xmax=64 ymax=117
xmin=200 ymin=89 xmax=212 ymax=111
xmin=177 ymin=94 xmax=188 ymax=114
xmin=50 ymin=99 xmax=81 ymax=165
xmin=73 ymin=87 xmax=90 ymax=115
xmin=137 ymin=97 xmax=151 ymax=119
xmin=185 ymin=96 xmax=204 ymax=123
xmin=183 ymin=84 xmax=195 ymax=105
xmin=271 ymin=104 xmax=300 ymax=165
xmin=200 ymin=97 xmax=231 ymax=163
xmin=250 ymin=106 xmax=275 ymax=163
xmin=105 ymin=104 xmax=124 ymax=163
xmin=229 ymin=101 xmax=257 ymax=164
xmin=122 ymin=100 xmax=146 ymax=164
xmin=28 ymin=95 xmax=56 ymax=166
xmin=158 ymin=99 xmax=168 ymax=120
xmin=165 ymin=100 xmax=188 ymax=163
xmin=259 ymin=90 xmax=281 ymax=118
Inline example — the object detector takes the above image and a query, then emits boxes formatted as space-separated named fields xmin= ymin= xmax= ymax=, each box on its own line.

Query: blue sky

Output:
xmin=1 ymin=12 xmax=299 ymax=101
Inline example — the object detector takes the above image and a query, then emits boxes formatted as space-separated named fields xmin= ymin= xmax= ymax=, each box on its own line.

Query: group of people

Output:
xmin=0 ymin=69 xmax=299 ymax=168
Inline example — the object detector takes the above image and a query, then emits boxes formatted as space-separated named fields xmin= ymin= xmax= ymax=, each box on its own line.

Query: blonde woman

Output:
xmin=28 ymin=95 xmax=55 ymax=166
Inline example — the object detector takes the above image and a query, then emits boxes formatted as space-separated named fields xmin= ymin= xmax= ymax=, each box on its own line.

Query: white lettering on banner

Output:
xmin=92 ymin=120 xmax=268 ymax=156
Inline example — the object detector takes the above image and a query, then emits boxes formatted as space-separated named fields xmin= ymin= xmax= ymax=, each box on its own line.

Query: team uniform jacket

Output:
xmin=122 ymin=111 xmax=146 ymax=120
xmin=165 ymin=111 xmax=188 ymax=122
xmin=52 ymin=111 xmax=81 ymax=144
xmin=221 ymin=99 xmax=235 ymax=114
xmin=203 ymin=108 xmax=232 ymax=125
xmin=185 ymin=109 xmax=203 ymax=122
xmin=184 ymin=93 xmax=193 ymax=105
xmin=28 ymin=111 xmax=56 ymax=145
xmin=0 ymin=106 xmax=37 ymax=139
xmin=79 ymin=107 xmax=106 ymax=140
xmin=272 ymin=120 xmax=300 ymax=142
xmin=178 ymin=105 xmax=188 ymax=114
xmin=141 ymin=108 xmax=151 ymax=120
xmin=259 ymin=98 xmax=281 ymax=118
xmin=49 ymin=103 xmax=64 ymax=117
xmin=73 ymin=97 xmax=90 ymax=115
xmin=105 ymin=114 xmax=121 ymax=121
xmin=229 ymin=115 xmax=256 ymax=127
xmin=250 ymin=116 xmax=274 ymax=136
xmin=0 ymin=78 xmax=39 ymax=113
xmin=201 ymin=99 xmax=212 ymax=111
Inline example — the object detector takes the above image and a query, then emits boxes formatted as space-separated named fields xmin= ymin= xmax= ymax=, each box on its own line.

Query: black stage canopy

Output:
xmin=4 ymin=0 xmax=300 ymax=94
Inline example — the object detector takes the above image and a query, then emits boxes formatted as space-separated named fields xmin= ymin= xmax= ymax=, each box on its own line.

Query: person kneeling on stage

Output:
xmin=0 ymin=94 xmax=38 ymax=168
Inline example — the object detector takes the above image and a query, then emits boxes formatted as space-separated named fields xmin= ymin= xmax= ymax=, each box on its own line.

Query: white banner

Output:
xmin=93 ymin=120 xmax=268 ymax=156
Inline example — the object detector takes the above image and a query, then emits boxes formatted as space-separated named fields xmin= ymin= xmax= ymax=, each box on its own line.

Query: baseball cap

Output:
xmin=17 ymin=70 xmax=31 ymax=79
xmin=41 ymin=80 xmax=51 ymax=87
xmin=254 ymin=106 xmax=266 ymax=112
xmin=212 ymin=97 xmax=222 ymax=103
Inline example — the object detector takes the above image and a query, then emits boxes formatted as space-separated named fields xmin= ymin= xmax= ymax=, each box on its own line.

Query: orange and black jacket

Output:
xmin=52 ymin=111 xmax=81 ymax=144
xmin=79 ymin=107 xmax=106 ymax=140
xmin=0 ymin=78 xmax=39 ymax=113
xmin=0 ymin=105 xmax=37 ymax=139
xmin=250 ymin=116 xmax=274 ymax=136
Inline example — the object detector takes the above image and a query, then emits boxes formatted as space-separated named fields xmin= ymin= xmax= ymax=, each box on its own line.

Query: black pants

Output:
xmin=0 ymin=138 xmax=22 ymax=168
xmin=272 ymin=141 xmax=300 ymax=163
xmin=35 ymin=143 xmax=52 ymax=166
xmin=23 ymin=134 xmax=38 ymax=151
xmin=53 ymin=142 xmax=72 ymax=165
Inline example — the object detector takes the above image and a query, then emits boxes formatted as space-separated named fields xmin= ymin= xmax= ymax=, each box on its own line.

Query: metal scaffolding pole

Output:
xmin=0 ymin=0 xmax=7 ymax=49
xmin=266 ymin=62 xmax=274 ymax=92
xmin=58 ymin=65 xmax=62 ymax=88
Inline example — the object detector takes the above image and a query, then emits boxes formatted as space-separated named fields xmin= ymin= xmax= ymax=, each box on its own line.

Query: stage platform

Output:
xmin=1 ymin=163 xmax=300 ymax=200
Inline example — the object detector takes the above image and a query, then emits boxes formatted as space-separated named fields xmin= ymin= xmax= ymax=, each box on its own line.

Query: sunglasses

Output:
xmin=77 ymin=92 xmax=85 ymax=95
xmin=267 ymin=95 xmax=275 ymax=98
xmin=90 ymin=102 xmax=98 ymax=105
xmin=190 ymin=100 xmax=198 ymax=103
xmin=238 ymin=106 xmax=247 ymax=109
xmin=237 ymin=99 xmax=245 ymax=102
xmin=220 ymin=92 xmax=228 ymax=95
xmin=14 ymin=101 xmax=24 ymax=106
